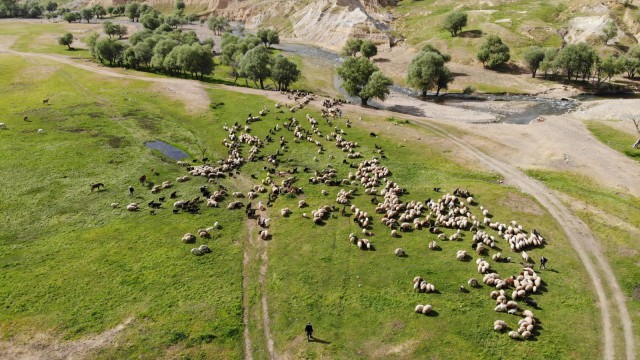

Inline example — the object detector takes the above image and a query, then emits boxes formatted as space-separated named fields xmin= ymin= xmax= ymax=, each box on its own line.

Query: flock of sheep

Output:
xmin=100 ymin=90 xmax=551 ymax=342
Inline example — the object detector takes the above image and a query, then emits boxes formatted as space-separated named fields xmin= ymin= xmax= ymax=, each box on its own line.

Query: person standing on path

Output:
xmin=305 ymin=322 xmax=313 ymax=342
xmin=540 ymin=256 xmax=548 ymax=270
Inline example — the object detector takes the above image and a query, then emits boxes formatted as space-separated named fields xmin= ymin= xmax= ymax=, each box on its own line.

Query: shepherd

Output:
xmin=540 ymin=256 xmax=548 ymax=270
xmin=129 ymin=185 xmax=134 ymax=197
xmin=305 ymin=322 xmax=313 ymax=342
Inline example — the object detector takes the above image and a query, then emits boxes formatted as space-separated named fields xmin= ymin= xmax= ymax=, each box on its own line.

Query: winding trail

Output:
xmin=2 ymin=50 xmax=634 ymax=360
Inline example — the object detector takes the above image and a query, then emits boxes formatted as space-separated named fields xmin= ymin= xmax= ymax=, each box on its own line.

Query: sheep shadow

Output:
xmin=425 ymin=310 xmax=439 ymax=317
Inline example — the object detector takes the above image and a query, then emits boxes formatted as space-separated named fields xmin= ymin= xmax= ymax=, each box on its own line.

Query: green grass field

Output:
xmin=0 ymin=48 xmax=605 ymax=359
xmin=4 ymin=16 xmax=640 ymax=358
xmin=586 ymin=120 xmax=640 ymax=162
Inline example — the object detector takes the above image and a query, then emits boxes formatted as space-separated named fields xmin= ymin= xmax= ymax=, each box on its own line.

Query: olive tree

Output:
xmin=240 ymin=46 xmax=273 ymax=89
xmin=271 ymin=55 xmax=300 ymax=91
xmin=443 ymin=11 xmax=467 ymax=37
xmin=477 ymin=35 xmax=510 ymax=69
xmin=523 ymin=46 xmax=546 ymax=78
xmin=407 ymin=49 xmax=453 ymax=96
xmin=58 ymin=32 xmax=73 ymax=49
xmin=337 ymin=56 xmax=392 ymax=105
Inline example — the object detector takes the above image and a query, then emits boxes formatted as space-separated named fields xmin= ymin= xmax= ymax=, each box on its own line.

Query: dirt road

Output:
xmin=1 ymin=50 xmax=634 ymax=360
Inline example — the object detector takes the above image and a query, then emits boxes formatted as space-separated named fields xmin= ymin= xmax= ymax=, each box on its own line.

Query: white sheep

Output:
xmin=0 ymin=123 xmax=6 ymax=129
xmin=421 ymin=304 xmax=433 ymax=315
xmin=182 ymin=233 xmax=196 ymax=243
xmin=395 ymin=248 xmax=406 ymax=257
xmin=110 ymin=202 xmax=119 ymax=208
xmin=508 ymin=331 xmax=520 ymax=339
xmin=37 ymin=128 xmax=45 ymax=134
xmin=198 ymin=244 xmax=211 ymax=253
xmin=126 ymin=203 xmax=139 ymax=211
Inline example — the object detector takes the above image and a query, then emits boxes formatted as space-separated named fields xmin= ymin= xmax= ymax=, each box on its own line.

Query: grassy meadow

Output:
xmin=4 ymin=17 xmax=640 ymax=359
xmin=0 ymin=47 xmax=603 ymax=359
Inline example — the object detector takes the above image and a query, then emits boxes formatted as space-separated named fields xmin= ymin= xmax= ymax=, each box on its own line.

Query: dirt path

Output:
xmin=0 ymin=317 xmax=134 ymax=360
xmin=2 ymin=49 xmax=635 ymax=360
xmin=244 ymin=213 xmax=277 ymax=360
xmin=243 ymin=221 xmax=256 ymax=360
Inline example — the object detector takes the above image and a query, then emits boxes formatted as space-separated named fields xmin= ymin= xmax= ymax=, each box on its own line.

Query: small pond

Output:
xmin=144 ymin=141 xmax=189 ymax=160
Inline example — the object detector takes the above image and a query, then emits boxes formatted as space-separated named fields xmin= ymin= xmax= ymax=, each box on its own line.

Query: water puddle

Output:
xmin=144 ymin=141 xmax=189 ymax=160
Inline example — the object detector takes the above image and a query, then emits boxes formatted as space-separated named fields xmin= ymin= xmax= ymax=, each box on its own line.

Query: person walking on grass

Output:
xmin=129 ymin=185 xmax=134 ymax=197
xmin=305 ymin=322 xmax=313 ymax=341
xmin=540 ymin=256 xmax=548 ymax=270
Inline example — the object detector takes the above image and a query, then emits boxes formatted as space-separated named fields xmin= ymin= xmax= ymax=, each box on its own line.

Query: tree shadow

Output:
xmin=492 ymin=62 xmax=529 ymax=75
xmin=451 ymin=72 xmax=469 ymax=77
xmin=373 ymin=58 xmax=390 ymax=63
xmin=386 ymin=104 xmax=425 ymax=117
xmin=458 ymin=30 xmax=483 ymax=38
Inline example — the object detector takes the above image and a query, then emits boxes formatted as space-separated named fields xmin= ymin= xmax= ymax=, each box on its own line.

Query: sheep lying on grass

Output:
xmin=191 ymin=244 xmax=211 ymax=256
xmin=126 ymin=203 xmax=139 ymax=211
xmin=414 ymin=304 xmax=433 ymax=315
xmin=182 ymin=233 xmax=196 ymax=243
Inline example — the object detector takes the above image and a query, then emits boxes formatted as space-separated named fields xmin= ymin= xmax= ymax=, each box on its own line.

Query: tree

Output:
xmin=58 ymin=32 xmax=73 ymax=50
xmin=477 ymin=35 xmax=510 ymax=69
xmin=95 ymin=38 xmax=126 ymax=65
xmin=92 ymin=4 xmax=106 ymax=19
xmin=421 ymin=44 xmax=451 ymax=62
xmin=83 ymin=31 xmax=99 ymax=57
xmin=80 ymin=8 xmax=93 ymax=23
xmin=337 ymin=56 xmax=392 ymax=105
xmin=45 ymin=1 xmax=57 ymax=12
xmin=174 ymin=0 xmax=185 ymax=15
xmin=443 ymin=11 xmax=467 ymax=37
xmin=115 ymin=24 xmax=128 ymax=39
xmin=341 ymin=38 xmax=363 ymax=57
xmin=103 ymin=21 xmax=117 ymax=38
xmin=594 ymin=55 xmax=621 ymax=87
xmin=407 ymin=50 xmax=453 ymax=96
xmin=257 ymin=28 xmax=279 ymax=48
xmin=207 ymin=15 xmax=229 ymax=35
xmin=621 ymin=45 xmax=640 ymax=78
xmin=271 ymin=55 xmax=300 ymax=91
xmin=602 ymin=21 xmax=617 ymax=45
xmin=360 ymin=40 xmax=377 ymax=59
xmin=240 ymin=46 xmax=272 ymax=89
xmin=523 ymin=46 xmax=546 ymax=78
xmin=125 ymin=2 xmax=140 ymax=22
xmin=555 ymin=43 xmax=597 ymax=81
xmin=140 ymin=12 xmax=161 ymax=30
xmin=151 ymin=38 xmax=178 ymax=70
xmin=62 ymin=11 xmax=79 ymax=23
xmin=360 ymin=71 xmax=392 ymax=103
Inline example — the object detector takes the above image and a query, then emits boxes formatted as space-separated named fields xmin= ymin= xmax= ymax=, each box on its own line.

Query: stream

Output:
xmin=274 ymin=43 xmax=583 ymax=124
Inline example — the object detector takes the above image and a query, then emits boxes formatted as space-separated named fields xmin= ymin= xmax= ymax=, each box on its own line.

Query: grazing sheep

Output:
xmin=468 ymin=278 xmax=478 ymax=287
xmin=522 ymin=310 xmax=534 ymax=318
xmin=126 ymin=203 xmax=139 ymax=211
xmin=37 ymin=128 xmax=45 ymax=134
xmin=182 ymin=233 xmax=196 ymax=243
xmin=428 ymin=241 xmax=438 ymax=250
xmin=298 ymin=200 xmax=307 ymax=208
xmin=191 ymin=248 xmax=203 ymax=256
xmin=198 ymin=229 xmax=211 ymax=238
xmin=198 ymin=244 xmax=212 ymax=254
xmin=494 ymin=320 xmax=507 ymax=332
xmin=281 ymin=208 xmax=292 ymax=216
xmin=0 ymin=123 xmax=6 ymax=129
xmin=110 ymin=202 xmax=119 ymax=208
xmin=415 ymin=304 xmax=424 ymax=313
xmin=456 ymin=250 xmax=467 ymax=261
xmin=508 ymin=331 xmax=520 ymax=339
xmin=421 ymin=304 xmax=433 ymax=315
xmin=259 ymin=229 xmax=269 ymax=240
xmin=395 ymin=248 xmax=406 ymax=257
